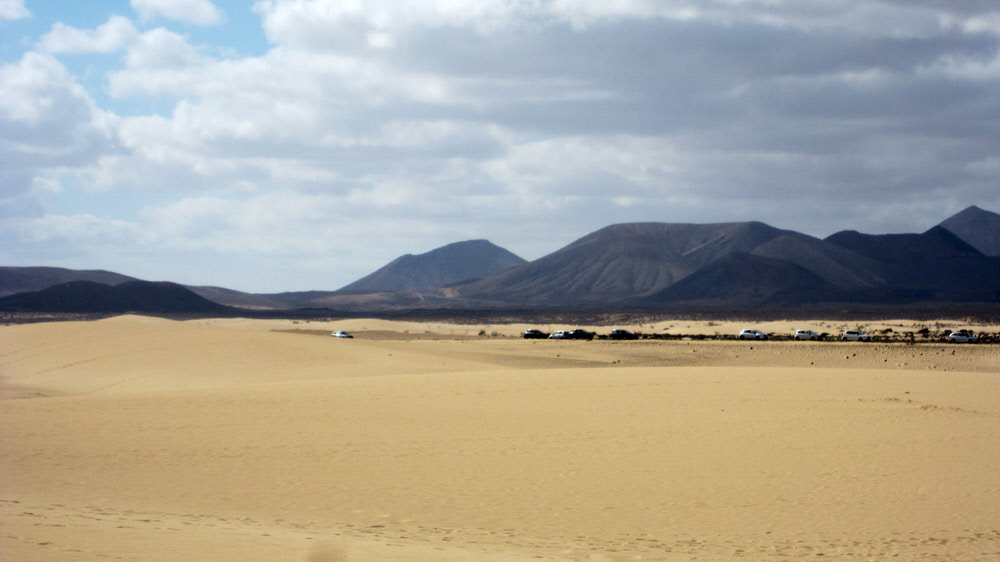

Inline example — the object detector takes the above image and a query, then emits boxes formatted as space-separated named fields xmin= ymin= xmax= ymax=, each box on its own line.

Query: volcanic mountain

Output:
xmin=338 ymin=239 xmax=526 ymax=293
xmin=0 ymin=266 xmax=137 ymax=298
xmin=0 ymin=280 xmax=237 ymax=314
xmin=823 ymin=226 xmax=1000 ymax=302
xmin=450 ymin=222 xmax=887 ymax=306
xmin=938 ymin=205 xmax=1000 ymax=256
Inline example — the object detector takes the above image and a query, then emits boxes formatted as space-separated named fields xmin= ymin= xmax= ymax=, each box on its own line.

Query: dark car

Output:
xmin=566 ymin=329 xmax=596 ymax=340
xmin=523 ymin=329 xmax=550 ymax=339
xmin=608 ymin=329 xmax=638 ymax=340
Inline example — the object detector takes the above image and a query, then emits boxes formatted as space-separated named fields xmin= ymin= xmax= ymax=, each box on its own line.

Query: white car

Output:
xmin=548 ymin=331 xmax=569 ymax=339
xmin=738 ymin=329 xmax=768 ymax=340
xmin=794 ymin=330 xmax=822 ymax=341
xmin=841 ymin=330 xmax=870 ymax=342
xmin=948 ymin=330 xmax=978 ymax=343
xmin=331 ymin=331 xmax=353 ymax=338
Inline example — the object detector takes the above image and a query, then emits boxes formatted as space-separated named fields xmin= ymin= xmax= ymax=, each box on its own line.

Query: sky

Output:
xmin=2 ymin=0 xmax=999 ymax=293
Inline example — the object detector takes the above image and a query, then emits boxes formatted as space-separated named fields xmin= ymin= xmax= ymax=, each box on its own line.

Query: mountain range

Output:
xmin=0 ymin=280 xmax=235 ymax=314
xmin=2 ymin=205 xmax=998 ymax=315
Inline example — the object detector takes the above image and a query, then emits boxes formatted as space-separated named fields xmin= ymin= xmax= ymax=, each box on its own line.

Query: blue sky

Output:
xmin=2 ymin=0 xmax=999 ymax=292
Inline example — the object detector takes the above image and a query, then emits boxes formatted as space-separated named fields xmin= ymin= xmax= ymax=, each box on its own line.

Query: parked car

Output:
xmin=331 ymin=331 xmax=353 ymax=338
xmin=523 ymin=329 xmax=550 ymax=339
xmin=548 ymin=331 xmax=569 ymax=339
xmin=948 ymin=330 xmax=978 ymax=343
xmin=841 ymin=330 xmax=870 ymax=342
xmin=738 ymin=329 xmax=768 ymax=340
xmin=794 ymin=330 xmax=822 ymax=341
xmin=566 ymin=329 xmax=596 ymax=340
xmin=608 ymin=329 xmax=638 ymax=340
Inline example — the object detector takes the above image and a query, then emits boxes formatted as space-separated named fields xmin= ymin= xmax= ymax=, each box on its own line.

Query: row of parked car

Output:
xmin=524 ymin=329 xmax=596 ymax=340
xmin=739 ymin=329 xmax=872 ymax=341
xmin=525 ymin=328 xmax=981 ymax=343
xmin=523 ymin=329 xmax=640 ymax=340
xmin=740 ymin=328 xmax=980 ymax=343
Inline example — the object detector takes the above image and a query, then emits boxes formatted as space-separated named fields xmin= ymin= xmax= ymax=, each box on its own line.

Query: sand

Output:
xmin=2 ymin=316 xmax=998 ymax=561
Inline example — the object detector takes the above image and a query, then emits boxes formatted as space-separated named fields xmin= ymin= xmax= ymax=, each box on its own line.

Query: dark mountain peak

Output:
xmin=0 ymin=280 xmax=234 ymax=314
xmin=454 ymin=220 xmax=797 ymax=304
xmin=394 ymin=238 xmax=497 ymax=260
xmin=825 ymin=225 xmax=984 ymax=263
xmin=426 ymin=239 xmax=513 ymax=259
xmin=339 ymin=239 xmax=526 ymax=293
xmin=938 ymin=205 xmax=1000 ymax=256
xmin=823 ymin=224 xmax=1000 ymax=302
xmin=945 ymin=205 xmax=988 ymax=220
xmin=569 ymin=221 xmax=786 ymax=256
xmin=920 ymin=225 xmax=982 ymax=253
xmin=580 ymin=222 xmax=694 ymax=238
xmin=580 ymin=220 xmax=780 ymax=240
xmin=0 ymin=266 xmax=138 ymax=297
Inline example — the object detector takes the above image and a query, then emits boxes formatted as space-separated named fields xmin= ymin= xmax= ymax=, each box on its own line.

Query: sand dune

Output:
xmin=2 ymin=316 xmax=998 ymax=560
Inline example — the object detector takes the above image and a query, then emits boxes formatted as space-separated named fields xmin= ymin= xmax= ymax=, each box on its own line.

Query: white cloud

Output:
xmin=37 ymin=16 xmax=140 ymax=54
xmin=125 ymin=27 xmax=207 ymax=69
xmin=254 ymin=0 xmax=536 ymax=48
xmin=0 ymin=53 xmax=120 ymax=222
xmin=131 ymin=0 xmax=223 ymax=26
xmin=0 ymin=0 xmax=28 ymax=21
xmin=0 ymin=213 xmax=147 ymax=265
xmin=0 ymin=52 xmax=119 ymax=172
xmin=485 ymin=136 xmax=680 ymax=211
xmin=0 ymin=176 xmax=60 ymax=218
xmin=961 ymin=12 xmax=1000 ymax=35
xmin=138 ymin=193 xmax=339 ymax=252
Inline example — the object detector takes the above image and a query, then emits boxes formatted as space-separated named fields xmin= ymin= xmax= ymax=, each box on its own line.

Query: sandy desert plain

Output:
xmin=1 ymin=315 xmax=999 ymax=561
